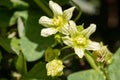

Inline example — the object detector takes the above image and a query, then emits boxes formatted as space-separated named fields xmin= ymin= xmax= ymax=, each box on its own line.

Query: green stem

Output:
xmin=85 ymin=51 xmax=101 ymax=73
xmin=74 ymin=10 xmax=82 ymax=22
xmin=70 ymin=0 xmax=82 ymax=21
xmin=34 ymin=0 xmax=52 ymax=17
xmin=101 ymin=68 xmax=111 ymax=80
xmin=61 ymin=46 xmax=71 ymax=51
xmin=62 ymin=53 xmax=75 ymax=61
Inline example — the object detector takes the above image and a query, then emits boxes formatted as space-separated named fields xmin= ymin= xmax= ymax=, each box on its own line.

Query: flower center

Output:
xmin=73 ymin=35 xmax=87 ymax=47
xmin=53 ymin=16 xmax=64 ymax=27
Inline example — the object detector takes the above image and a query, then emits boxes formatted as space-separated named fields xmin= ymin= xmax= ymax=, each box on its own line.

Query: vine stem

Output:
xmin=101 ymin=68 xmax=111 ymax=80
xmin=85 ymin=51 xmax=101 ymax=73
xmin=62 ymin=53 xmax=75 ymax=61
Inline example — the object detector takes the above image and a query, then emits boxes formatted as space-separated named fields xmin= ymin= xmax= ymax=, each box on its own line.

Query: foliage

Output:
xmin=0 ymin=0 xmax=119 ymax=80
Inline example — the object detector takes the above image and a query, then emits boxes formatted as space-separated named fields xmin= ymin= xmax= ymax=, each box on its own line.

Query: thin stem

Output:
xmin=61 ymin=46 xmax=71 ymax=51
xmin=101 ymin=68 xmax=111 ymax=80
xmin=62 ymin=53 xmax=75 ymax=61
xmin=70 ymin=0 xmax=82 ymax=22
xmin=34 ymin=0 xmax=52 ymax=17
xmin=85 ymin=51 xmax=101 ymax=73
xmin=74 ymin=11 xmax=82 ymax=22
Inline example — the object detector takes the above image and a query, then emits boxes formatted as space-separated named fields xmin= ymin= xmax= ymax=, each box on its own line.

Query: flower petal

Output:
xmin=68 ymin=21 xmax=78 ymax=36
xmin=60 ymin=23 xmax=69 ymax=35
xmin=63 ymin=7 xmax=75 ymax=20
xmin=82 ymin=24 xmax=96 ymax=38
xmin=39 ymin=16 xmax=54 ymax=27
xmin=62 ymin=36 xmax=73 ymax=46
xmin=74 ymin=47 xmax=84 ymax=58
xmin=41 ymin=28 xmax=58 ymax=37
xmin=86 ymin=41 xmax=100 ymax=50
xmin=49 ymin=1 xmax=63 ymax=16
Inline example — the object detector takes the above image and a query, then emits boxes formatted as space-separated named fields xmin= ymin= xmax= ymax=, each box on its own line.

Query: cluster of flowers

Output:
xmin=39 ymin=1 xmax=112 ymax=77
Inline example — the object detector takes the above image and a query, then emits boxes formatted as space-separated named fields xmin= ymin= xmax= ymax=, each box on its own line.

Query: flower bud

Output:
xmin=46 ymin=59 xmax=64 ymax=77
xmin=93 ymin=45 xmax=112 ymax=64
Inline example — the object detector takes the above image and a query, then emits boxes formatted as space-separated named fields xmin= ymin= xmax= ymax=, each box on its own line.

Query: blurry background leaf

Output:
xmin=15 ymin=53 xmax=27 ymax=75
xmin=71 ymin=0 xmax=100 ymax=15
xmin=108 ymin=48 xmax=120 ymax=80
xmin=11 ymin=37 xmax=20 ymax=55
xmin=9 ymin=10 xmax=28 ymax=26
xmin=17 ymin=17 xmax=25 ymax=38
xmin=11 ymin=0 xmax=29 ymax=9
xmin=0 ymin=50 xmax=2 ymax=63
xmin=0 ymin=0 xmax=13 ymax=9
xmin=0 ymin=38 xmax=14 ymax=53
xmin=0 ymin=0 xmax=29 ymax=9
xmin=68 ymin=69 xmax=105 ymax=80
xmin=0 ymin=8 xmax=13 ymax=27
xmin=20 ymin=9 xmax=54 ymax=61
xmin=23 ymin=62 xmax=60 ymax=80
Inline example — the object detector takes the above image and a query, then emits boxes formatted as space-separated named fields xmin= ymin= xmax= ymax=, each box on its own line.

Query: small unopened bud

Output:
xmin=93 ymin=46 xmax=112 ymax=64
xmin=46 ymin=59 xmax=64 ymax=77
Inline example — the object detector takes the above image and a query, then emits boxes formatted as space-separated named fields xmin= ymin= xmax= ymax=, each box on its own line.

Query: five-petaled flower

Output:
xmin=39 ymin=1 xmax=75 ymax=37
xmin=62 ymin=21 xmax=100 ymax=58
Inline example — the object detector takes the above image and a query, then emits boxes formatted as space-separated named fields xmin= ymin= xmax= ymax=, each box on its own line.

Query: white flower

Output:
xmin=62 ymin=21 xmax=100 ymax=58
xmin=39 ymin=1 xmax=75 ymax=37
xmin=46 ymin=59 xmax=64 ymax=77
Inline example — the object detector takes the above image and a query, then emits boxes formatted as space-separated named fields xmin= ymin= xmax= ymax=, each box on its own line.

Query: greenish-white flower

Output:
xmin=46 ymin=59 xmax=64 ymax=77
xmin=39 ymin=1 xmax=75 ymax=37
xmin=62 ymin=21 xmax=100 ymax=58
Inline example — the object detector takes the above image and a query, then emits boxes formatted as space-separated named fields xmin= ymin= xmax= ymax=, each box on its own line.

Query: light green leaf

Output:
xmin=68 ymin=69 xmax=105 ymax=80
xmin=9 ymin=10 xmax=28 ymax=26
xmin=20 ymin=36 xmax=44 ymax=61
xmin=11 ymin=0 xmax=29 ymax=9
xmin=17 ymin=17 xmax=25 ymax=38
xmin=108 ymin=48 xmax=120 ymax=80
xmin=71 ymin=0 xmax=100 ymax=14
xmin=20 ymin=9 xmax=54 ymax=61
xmin=23 ymin=62 xmax=60 ymax=80
xmin=15 ymin=53 xmax=27 ymax=75
xmin=11 ymin=37 xmax=20 ymax=55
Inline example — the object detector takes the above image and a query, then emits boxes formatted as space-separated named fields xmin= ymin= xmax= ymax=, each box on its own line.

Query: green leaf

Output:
xmin=0 ymin=50 xmax=2 ymax=63
xmin=0 ymin=38 xmax=14 ymax=53
xmin=23 ymin=62 xmax=60 ymax=80
xmin=20 ymin=9 xmax=54 ymax=61
xmin=0 ymin=8 xmax=13 ymax=27
xmin=20 ymin=36 xmax=44 ymax=61
xmin=17 ymin=17 xmax=25 ymax=38
xmin=68 ymin=69 xmax=105 ymax=80
xmin=9 ymin=10 xmax=28 ymax=26
xmin=11 ymin=37 xmax=21 ymax=55
xmin=0 ymin=0 xmax=29 ymax=9
xmin=45 ymin=47 xmax=60 ymax=62
xmin=15 ymin=53 xmax=27 ymax=75
xmin=11 ymin=0 xmax=29 ymax=9
xmin=0 ymin=0 xmax=13 ymax=9
xmin=108 ymin=48 xmax=120 ymax=80
xmin=71 ymin=0 xmax=100 ymax=14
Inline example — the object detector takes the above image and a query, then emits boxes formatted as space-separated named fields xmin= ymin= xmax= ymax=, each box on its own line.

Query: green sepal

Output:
xmin=45 ymin=47 xmax=60 ymax=62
